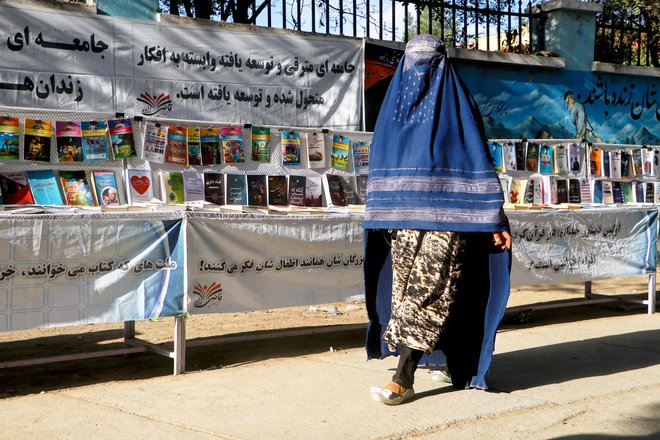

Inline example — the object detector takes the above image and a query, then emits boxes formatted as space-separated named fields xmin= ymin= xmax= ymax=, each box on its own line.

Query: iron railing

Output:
xmin=595 ymin=8 xmax=659 ymax=68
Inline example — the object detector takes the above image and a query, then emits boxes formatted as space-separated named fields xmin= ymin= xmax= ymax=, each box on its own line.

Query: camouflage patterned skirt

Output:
xmin=383 ymin=229 xmax=467 ymax=354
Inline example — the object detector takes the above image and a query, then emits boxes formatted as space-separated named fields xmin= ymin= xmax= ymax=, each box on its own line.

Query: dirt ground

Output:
xmin=0 ymin=275 xmax=655 ymax=397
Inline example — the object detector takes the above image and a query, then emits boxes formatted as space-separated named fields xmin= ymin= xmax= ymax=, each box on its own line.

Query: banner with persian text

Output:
xmin=0 ymin=3 xmax=363 ymax=129
xmin=509 ymin=207 xmax=657 ymax=286
xmin=0 ymin=215 xmax=185 ymax=332
xmin=186 ymin=214 xmax=365 ymax=314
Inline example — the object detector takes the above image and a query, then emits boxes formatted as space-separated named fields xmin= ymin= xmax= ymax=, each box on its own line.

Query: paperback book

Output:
xmin=568 ymin=142 xmax=581 ymax=173
xmin=91 ymin=171 xmax=119 ymax=206
xmin=165 ymin=126 xmax=188 ymax=165
xmin=555 ymin=144 xmax=568 ymax=175
xmin=340 ymin=175 xmax=358 ymax=205
xmin=108 ymin=118 xmax=137 ymax=159
xmin=621 ymin=181 xmax=634 ymax=203
xmin=304 ymin=175 xmax=323 ymax=207
xmin=56 ymin=121 xmax=83 ymax=162
xmin=125 ymin=169 xmax=154 ymax=204
xmin=514 ymin=142 xmax=526 ymax=171
xmin=579 ymin=177 xmax=592 ymax=204
xmin=322 ymin=173 xmax=347 ymax=207
xmin=556 ymin=179 xmax=568 ymax=204
xmin=247 ymin=174 xmax=267 ymax=206
xmin=645 ymin=182 xmax=655 ymax=203
xmin=489 ymin=141 xmax=503 ymax=172
xmin=182 ymin=171 xmax=205 ymax=202
xmin=59 ymin=170 xmax=95 ymax=206
xmin=330 ymin=134 xmax=350 ymax=171
xmin=24 ymin=119 xmax=52 ymax=162
xmin=161 ymin=171 xmax=185 ymax=204
xmin=601 ymin=180 xmax=614 ymax=204
xmin=306 ymin=131 xmax=326 ymax=168
xmin=0 ymin=172 xmax=34 ymax=204
xmin=226 ymin=174 xmax=247 ymax=205
xmin=525 ymin=142 xmax=539 ymax=173
xmin=610 ymin=151 xmax=622 ymax=180
xmin=288 ymin=175 xmax=306 ymax=207
xmin=612 ymin=181 xmax=624 ymax=204
xmin=589 ymin=147 xmax=603 ymax=177
xmin=0 ymin=117 xmax=20 ymax=160
xmin=200 ymin=128 xmax=220 ymax=165
xmin=187 ymin=128 xmax=202 ymax=166
xmin=602 ymin=150 xmax=610 ymax=178
xmin=26 ymin=170 xmax=65 ymax=205
xmin=538 ymin=144 xmax=553 ymax=174
xmin=355 ymin=175 xmax=368 ymax=204
xmin=568 ymin=178 xmax=582 ymax=203
xmin=502 ymin=141 xmax=517 ymax=173
xmin=142 ymin=122 xmax=168 ymax=164
xmin=203 ymin=173 xmax=225 ymax=205
xmin=281 ymin=130 xmax=301 ymax=166
xmin=267 ymin=175 xmax=288 ymax=206
xmin=632 ymin=149 xmax=643 ymax=175
xmin=621 ymin=151 xmax=632 ymax=178
xmin=81 ymin=121 xmax=110 ymax=161
xmin=642 ymin=148 xmax=654 ymax=176
xmin=508 ymin=178 xmax=528 ymax=204
xmin=352 ymin=141 xmax=370 ymax=175
xmin=222 ymin=126 xmax=244 ymax=163
xmin=251 ymin=126 xmax=270 ymax=163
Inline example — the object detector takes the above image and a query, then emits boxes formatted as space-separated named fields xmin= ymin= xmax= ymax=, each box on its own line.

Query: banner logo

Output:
xmin=137 ymin=92 xmax=173 ymax=116
xmin=192 ymin=281 xmax=223 ymax=308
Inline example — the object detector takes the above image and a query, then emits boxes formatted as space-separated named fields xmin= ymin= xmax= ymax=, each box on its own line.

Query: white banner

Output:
xmin=186 ymin=214 xmax=365 ymax=314
xmin=0 ymin=3 xmax=363 ymax=128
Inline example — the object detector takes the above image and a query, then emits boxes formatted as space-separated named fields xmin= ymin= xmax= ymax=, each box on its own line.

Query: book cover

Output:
xmin=556 ymin=179 xmax=568 ymax=204
xmin=355 ymin=175 xmax=368 ymax=204
xmin=182 ymin=171 xmax=205 ymax=202
xmin=247 ymin=175 xmax=267 ymax=206
xmin=655 ymin=151 xmax=660 ymax=178
xmin=579 ymin=177 xmax=592 ymax=204
xmin=26 ymin=170 xmax=65 ymax=205
xmin=589 ymin=147 xmax=602 ymax=177
xmin=612 ymin=181 xmax=624 ymax=204
xmin=508 ymin=178 xmax=528 ymax=204
xmin=592 ymin=180 xmax=603 ymax=203
xmin=499 ymin=174 xmax=512 ymax=203
xmin=200 ymin=128 xmax=220 ymax=165
xmin=81 ymin=121 xmax=110 ymax=161
xmin=56 ymin=121 xmax=83 ymax=162
xmin=621 ymin=151 xmax=631 ymax=178
xmin=645 ymin=182 xmax=655 ymax=204
xmin=59 ymin=170 xmax=95 ymax=206
xmin=602 ymin=150 xmax=611 ymax=178
xmin=642 ymin=148 xmax=654 ymax=176
xmin=304 ymin=175 xmax=323 ymax=207
xmin=545 ymin=176 xmax=558 ymax=205
xmin=108 ymin=118 xmax=137 ymax=159
xmin=352 ymin=141 xmax=370 ymax=175
xmin=203 ymin=173 xmax=225 ymax=205
xmin=288 ymin=175 xmax=306 ymax=207
xmin=142 ymin=122 xmax=168 ymax=164
xmin=610 ymin=151 xmax=622 ymax=180
xmin=91 ymin=171 xmax=119 ymax=206
xmin=161 ymin=171 xmax=184 ymax=204
xmin=0 ymin=172 xmax=34 ymax=204
xmin=165 ymin=126 xmax=188 ymax=165
xmin=568 ymin=178 xmax=582 ymax=203
xmin=0 ymin=117 xmax=20 ymax=160
xmin=635 ymin=181 xmax=644 ymax=202
xmin=489 ymin=141 xmax=503 ymax=172
xmin=532 ymin=177 xmax=543 ymax=205
xmin=340 ymin=175 xmax=358 ymax=204
xmin=539 ymin=144 xmax=553 ymax=174
xmin=602 ymin=180 xmax=614 ymax=204
xmin=251 ymin=126 xmax=270 ymax=163
xmin=331 ymin=134 xmax=350 ymax=171
xmin=523 ymin=179 xmax=534 ymax=204
xmin=125 ymin=169 xmax=154 ymax=204
xmin=632 ymin=149 xmax=643 ymax=175
xmin=323 ymin=174 xmax=347 ymax=207
xmin=267 ymin=175 xmax=288 ymax=206
xmin=568 ymin=142 xmax=581 ymax=173
xmin=306 ymin=131 xmax=326 ymax=168
xmin=514 ymin=141 xmax=526 ymax=171
xmin=281 ymin=130 xmax=301 ymax=166
xmin=226 ymin=174 xmax=247 ymax=205
xmin=222 ymin=126 xmax=244 ymax=163
xmin=24 ymin=119 xmax=52 ymax=162
xmin=555 ymin=144 xmax=568 ymax=175
xmin=502 ymin=142 xmax=517 ymax=173
xmin=525 ymin=142 xmax=539 ymax=173
xmin=187 ymin=127 xmax=202 ymax=166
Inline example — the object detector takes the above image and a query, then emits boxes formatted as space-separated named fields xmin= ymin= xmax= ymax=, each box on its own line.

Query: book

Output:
xmin=489 ymin=141 xmax=503 ymax=172
xmin=508 ymin=178 xmax=528 ymax=204
xmin=331 ymin=134 xmax=350 ymax=171
xmin=203 ymin=173 xmax=225 ymax=205
xmin=322 ymin=174 xmax=347 ymax=207
xmin=306 ymin=131 xmax=326 ymax=168
xmin=24 ymin=119 xmax=53 ymax=162
xmin=182 ymin=171 xmax=205 ymax=202
xmin=161 ymin=171 xmax=184 ymax=204
xmin=352 ymin=141 xmax=370 ymax=175
xmin=642 ymin=148 xmax=654 ymax=176
xmin=251 ymin=126 xmax=270 ymax=163
xmin=247 ymin=174 xmax=268 ymax=206
xmin=635 ymin=180 xmax=644 ymax=202
xmin=56 ymin=121 xmax=83 ymax=162
xmin=200 ymin=128 xmax=220 ymax=165
xmin=26 ymin=170 xmax=65 ymax=205
xmin=539 ymin=144 xmax=553 ymax=174
xmin=502 ymin=141 xmax=517 ymax=173
xmin=602 ymin=180 xmax=614 ymax=204
xmin=108 ymin=118 xmax=137 ymax=159
xmin=498 ymin=174 xmax=512 ymax=203
xmin=592 ymin=180 xmax=603 ymax=203
xmin=355 ymin=175 xmax=368 ymax=204
xmin=59 ymin=170 xmax=95 ymax=206
xmin=589 ymin=147 xmax=603 ymax=177
xmin=610 ymin=151 xmax=622 ymax=180
xmin=340 ymin=175 xmax=358 ymax=204
xmin=532 ymin=177 xmax=544 ymax=205
xmin=579 ymin=178 xmax=592 ymax=204
xmin=525 ymin=142 xmax=539 ymax=173
xmin=226 ymin=174 xmax=247 ymax=205
xmin=555 ymin=144 xmax=568 ymax=175
xmin=621 ymin=151 xmax=632 ymax=179
xmin=568 ymin=142 xmax=581 ymax=173
xmin=91 ymin=171 xmax=120 ymax=206
xmin=281 ymin=130 xmax=302 ymax=166
xmin=645 ymin=182 xmax=655 ymax=204
xmin=632 ymin=149 xmax=643 ymax=175
xmin=187 ymin=127 xmax=202 ymax=166
xmin=543 ymin=176 xmax=557 ymax=205
xmin=655 ymin=151 xmax=660 ymax=178
xmin=0 ymin=117 xmax=20 ymax=160
xmin=81 ymin=121 xmax=111 ymax=161
xmin=142 ymin=122 xmax=168 ymax=164
xmin=304 ymin=175 xmax=323 ymax=207
xmin=165 ymin=126 xmax=188 ymax=165
xmin=222 ymin=126 xmax=244 ymax=163
xmin=523 ymin=179 xmax=534 ymax=204
xmin=267 ymin=175 xmax=288 ymax=206
xmin=568 ymin=178 xmax=582 ymax=203
xmin=612 ymin=181 xmax=624 ymax=204
xmin=514 ymin=142 xmax=526 ymax=171
xmin=621 ymin=181 xmax=634 ymax=203
xmin=556 ymin=179 xmax=568 ymax=204
xmin=125 ymin=169 xmax=154 ymax=204
xmin=603 ymin=150 xmax=611 ymax=178
xmin=288 ymin=175 xmax=306 ymax=207
xmin=0 ymin=172 xmax=34 ymax=204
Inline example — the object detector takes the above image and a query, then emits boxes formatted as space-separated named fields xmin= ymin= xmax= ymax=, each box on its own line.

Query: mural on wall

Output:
xmin=364 ymin=42 xmax=403 ymax=131
xmin=458 ymin=67 xmax=659 ymax=145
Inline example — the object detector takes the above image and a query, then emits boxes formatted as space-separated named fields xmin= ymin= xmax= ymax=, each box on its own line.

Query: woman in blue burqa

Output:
xmin=364 ymin=35 xmax=511 ymax=405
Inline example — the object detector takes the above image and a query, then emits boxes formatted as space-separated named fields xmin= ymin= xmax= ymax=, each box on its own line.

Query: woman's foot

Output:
xmin=370 ymin=381 xmax=415 ymax=405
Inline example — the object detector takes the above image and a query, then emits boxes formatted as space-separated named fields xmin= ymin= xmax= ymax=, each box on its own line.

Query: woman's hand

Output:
xmin=492 ymin=230 xmax=511 ymax=250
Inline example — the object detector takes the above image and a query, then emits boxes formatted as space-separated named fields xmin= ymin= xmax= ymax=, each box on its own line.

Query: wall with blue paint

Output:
xmin=97 ymin=0 xmax=157 ymax=20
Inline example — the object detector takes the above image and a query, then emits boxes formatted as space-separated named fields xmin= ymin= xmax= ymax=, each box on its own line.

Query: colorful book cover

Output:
xmin=568 ymin=178 xmax=582 ymax=203
xmin=203 ymin=172 xmax=225 ymax=205
xmin=352 ymin=141 xmax=370 ymax=175
xmin=642 ymin=148 xmax=654 ymax=176
xmin=612 ymin=181 xmax=624 ymax=204
xmin=610 ymin=151 xmax=622 ymax=180
xmin=24 ymin=119 xmax=52 ymax=162
xmin=182 ymin=171 xmax=205 ymax=202
xmin=340 ymin=175 xmax=358 ymax=204
xmin=247 ymin=174 xmax=267 ymax=206
xmin=125 ymin=169 xmax=154 ymax=204
xmin=592 ymin=180 xmax=603 ymax=203
xmin=589 ymin=147 xmax=602 ymax=177
xmin=0 ymin=117 xmax=20 ymax=160
xmin=523 ymin=179 xmax=534 ymax=204
xmin=108 ymin=118 xmax=137 ymax=159
xmin=304 ymin=175 xmax=323 ymax=207
xmin=331 ymin=134 xmax=350 ymax=171
xmin=0 ymin=172 xmax=34 ymax=204
xmin=514 ymin=141 xmax=526 ymax=171
xmin=508 ymin=178 xmax=528 ymax=204
xmin=165 ymin=126 xmax=188 ymax=165
xmin=323 ymin=174 xmax=347 ymax=207
xmin=601 ymin=180 xmax=614 ymax=204
xmin=281 ymin=130 xmax=301 ymax=166
xmin=142 ymin=122 xmax=168 ymax=164
xmin=579 ymin=178 xmax=592 ymax=204
xmin=267 ymin=175 xmax=288 ymax=206
xmin=621 ymin=151 xmax=631 ymax=178
xmin=502 ymin=141 xmax=517 ymax=173
xmin=306 ymin=131 xmax=326 ymax=168
xmin=222 ymin=126 xmax=244 ymax=163
xmin=161 ymin=171 xmax=184 ymax=204
xmin=621 ymin=181 xmax=634 ymax=204
xmin=251 ymin=126 xmax=270 ymax=163
xmin=226 ymin=174 xmax=247 ymax=205
xmin=59 ymin=170 xmax=95 ymax=206
xmin=539 ymin=144 xmax=554 ymax=174
xmin=26 ymin=170 xmax=64 ymax=205
xmin=632 ymin=149 xmax=643 ymax=175
xmin=200 ymin=128 xmax=220 ymax=165
xmin=91 ymin=171 xmax=119 ymax=206
xmin=525 ymin=142 xmax=539 ymax=173
xmin=81 ymin=121 xmax=110 ymax=161
xmin=555 ymin=144 xmax=568 ymax=175
xmin=56 ymin=121 xmax=83 ymax=162
xmin=288 ymin=175 xmax=306 ymax=207
xmin=489 ymin=141 xmax=503 ymax=172
xmin=355 ymin=175 xmax=368 ymax=205
xmin=568 ymin=142 xmax=581 ymax=173
xmin=556 ymin=179 xmax=568 ymax=204
xmin=187 ymin=127 xmax=202 ymax=166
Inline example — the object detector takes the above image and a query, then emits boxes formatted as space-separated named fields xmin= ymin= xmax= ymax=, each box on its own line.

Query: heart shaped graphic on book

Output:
xmin=130 ymin=176 xmax=150 ymax=195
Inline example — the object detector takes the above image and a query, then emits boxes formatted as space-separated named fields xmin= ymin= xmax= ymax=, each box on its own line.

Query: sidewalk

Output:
xmin=1 ymin=308 xmax=659 ymax=439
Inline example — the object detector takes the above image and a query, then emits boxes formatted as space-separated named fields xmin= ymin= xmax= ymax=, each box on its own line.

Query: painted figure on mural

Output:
xmin=564 ymin=91 xmax=602 ymax=143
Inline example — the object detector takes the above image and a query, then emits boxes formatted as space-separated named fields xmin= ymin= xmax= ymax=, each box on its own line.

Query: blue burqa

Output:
xmin=363 ymin=35 xmax=511 ymax=389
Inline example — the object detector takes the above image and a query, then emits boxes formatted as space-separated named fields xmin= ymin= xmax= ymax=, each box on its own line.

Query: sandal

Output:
xmin=370 ymin=386 xmax=415 ymax=405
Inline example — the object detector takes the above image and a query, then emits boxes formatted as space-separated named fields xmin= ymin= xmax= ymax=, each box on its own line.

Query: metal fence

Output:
xmin=595 ymin=8 xmax=659 ymax=68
